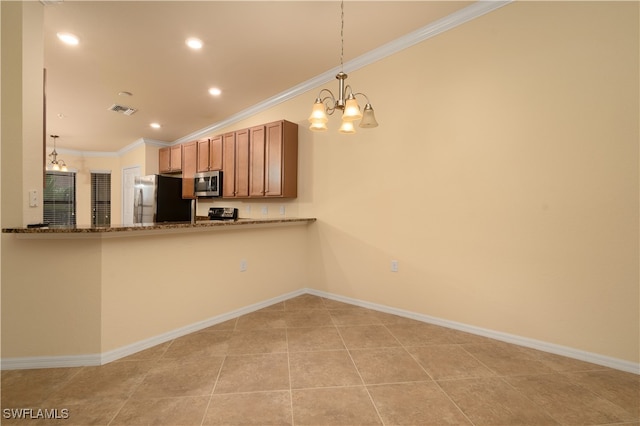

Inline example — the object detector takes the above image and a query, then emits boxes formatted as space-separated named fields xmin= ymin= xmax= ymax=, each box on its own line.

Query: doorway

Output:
xmin=122 ymin=166 xmax=141 ymax=226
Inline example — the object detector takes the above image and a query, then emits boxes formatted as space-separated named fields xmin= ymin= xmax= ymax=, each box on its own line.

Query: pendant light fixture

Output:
xmin=308 ymin=0 xmax=379 ymax=133
xmin=47 ymin=134 xmax=68 ymax=172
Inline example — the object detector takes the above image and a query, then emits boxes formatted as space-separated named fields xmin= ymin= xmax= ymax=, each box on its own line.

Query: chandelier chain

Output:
xmin=307 ymin=0 xmax=378 ymax=132
xmin=340 ymin=0 xmax=344 ymax=71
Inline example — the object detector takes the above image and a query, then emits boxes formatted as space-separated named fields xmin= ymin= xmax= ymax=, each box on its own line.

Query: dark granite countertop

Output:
xmin=2 ymin=217 xmax=316 ymax=235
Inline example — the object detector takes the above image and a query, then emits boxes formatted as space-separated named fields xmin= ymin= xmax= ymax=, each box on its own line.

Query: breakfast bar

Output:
xmin=1 ymin=217 xmax=316 ymax=369
xmin=2 ymin=217 xmax=316 ymax=237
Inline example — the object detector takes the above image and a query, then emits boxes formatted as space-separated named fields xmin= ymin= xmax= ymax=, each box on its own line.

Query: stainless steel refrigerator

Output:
xmin=133 ymin=175 xmax=192 ymax=224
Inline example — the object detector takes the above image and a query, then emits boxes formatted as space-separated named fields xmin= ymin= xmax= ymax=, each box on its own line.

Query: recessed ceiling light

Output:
xmin=208 ymin=87 xmax=222 ymax=96
xmin=150 ymin=123 xmax=161 ymax=129
xmin=186 ymin=37 xmax=203 ymax=50
xmin=56 ymin=32 xmax=79 ymax=45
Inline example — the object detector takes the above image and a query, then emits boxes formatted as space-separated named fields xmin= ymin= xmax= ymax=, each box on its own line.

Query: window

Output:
xmin=91 ymin=172 xmax=111 ymax=226
xmin=44 ymin=171 xmax=76 ymax=226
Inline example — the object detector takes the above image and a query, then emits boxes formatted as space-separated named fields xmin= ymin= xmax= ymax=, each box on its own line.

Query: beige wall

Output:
xmin=322 ymin=1 xmax=638 ymax=362
xmin=1 ymin=235 xmax=102 ymax=357
xmin=1 ymin=2 xmax=638 ymax=366
xmin=1 ymin=2 xmax=44 ymax=228
xmin=264 ymin=1 xmax=637 ymax=363
xmin=1 ymin=223 xmax=310 ymax=358
xmin=100 ymin=225 xmax=309 ymax=352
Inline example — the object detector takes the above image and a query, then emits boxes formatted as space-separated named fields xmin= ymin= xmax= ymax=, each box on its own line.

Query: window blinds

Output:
xmin=44 ymin=171 xmax=76 ymax=226
xmin=91 ymin=172 xmax=111 ymax=226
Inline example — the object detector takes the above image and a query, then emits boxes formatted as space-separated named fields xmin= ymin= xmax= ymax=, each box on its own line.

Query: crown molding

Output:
xmin=175 ymin=0 xmax=511 ymax=144
xmin=50 ymin=138 xmax=171 ymax=158
xmin=58 ymin=1 xmax=513 ymax=154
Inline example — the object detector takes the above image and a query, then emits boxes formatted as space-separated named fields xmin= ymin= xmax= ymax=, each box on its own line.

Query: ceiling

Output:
xmin=43 ymin=1 xmax=472 ymax=153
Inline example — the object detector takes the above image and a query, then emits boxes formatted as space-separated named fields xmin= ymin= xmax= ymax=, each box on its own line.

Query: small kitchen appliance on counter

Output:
xmin=208 ymin=207 xmax=238 ymax=221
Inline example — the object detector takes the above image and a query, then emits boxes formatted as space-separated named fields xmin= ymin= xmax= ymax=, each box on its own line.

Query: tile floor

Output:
xmin=2 ymin=294 xmax=639 ymax=425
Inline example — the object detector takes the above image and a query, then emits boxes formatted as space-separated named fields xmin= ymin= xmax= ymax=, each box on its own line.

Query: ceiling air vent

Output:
xmin=108 ymin=104 xmax=137 ymax=116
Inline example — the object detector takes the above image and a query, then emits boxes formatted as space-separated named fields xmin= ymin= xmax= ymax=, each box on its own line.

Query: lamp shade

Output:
xmin=342 ymin=97 xmax=362 ymax=121
xmin=338 ymin=120 xmax=356 ymax=134
xmin=309 ymin=121 xmax=328 ymax=132
xmin=358 ymin=103 xmax=379 ymax=128
xmin=308 ymin=99 xmax=328 ymax=123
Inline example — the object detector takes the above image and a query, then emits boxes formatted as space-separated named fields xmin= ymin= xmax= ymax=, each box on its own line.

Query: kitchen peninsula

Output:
xmin=1 ymin=217 xmax=316 ymax=369
xmin=3 ymin=217 xmax=316 ymax=236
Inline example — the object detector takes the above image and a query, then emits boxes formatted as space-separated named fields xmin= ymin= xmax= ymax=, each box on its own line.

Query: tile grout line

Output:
xmin=199 ymin=316 xmax=237 ymax=426
xmin=284 ymin=300 xmax=296 ymax=426
xmin=329 ymin=309 xmax=387 ymax=426
xmin=198 ymin=355 xmax=228 ymax=426
xmin=382 ymin=324 xmax=479 ymax=426
xmin=106 ymin=339 xmax=174 ymax=426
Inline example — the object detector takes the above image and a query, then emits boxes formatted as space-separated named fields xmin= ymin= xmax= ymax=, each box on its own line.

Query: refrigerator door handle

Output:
xmin=134 ymin=188 xmax=143 ymax=223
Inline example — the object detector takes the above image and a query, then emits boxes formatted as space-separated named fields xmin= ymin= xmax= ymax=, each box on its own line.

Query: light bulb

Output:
xmin=57 ymin=32 xmax=79 ymax=46
xmin=186 ymin=37 xmax=203 ymax=49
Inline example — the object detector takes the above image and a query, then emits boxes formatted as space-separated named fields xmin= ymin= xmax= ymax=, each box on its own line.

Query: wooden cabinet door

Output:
xmin=222 ymin=132 xmax=236 ymax=197
xmin=209 ymin=135 xmax=223 ymax=171
xmin=159 ymin=147 xmax=171 ymax=173
xmin=235 ymin=129 xmax=250 ymax=198
xmin=196 ymin=138 xmax=210 ymax=172
xmin=265 ymin=120 xmax=298 ymax=197
xmin=181 ymin=141 xmax=197 ymax=199
xmin=249 ymin=125 xmax=266 ymax=197
xmin=265 ymin=121 xmax=283 ymax=196
xmin=170 ymin=145 xmax=182 ymax=172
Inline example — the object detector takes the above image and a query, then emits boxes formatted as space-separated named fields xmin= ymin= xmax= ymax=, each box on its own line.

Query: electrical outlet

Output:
xmin=240 ymin=259 xmax=248 ymax=272
xmin=279 ymin=205 xmax=286 ymax=216
xmin=391 ymin=260 xmax=399 ymax=272
xmin=261 ymin=206 xmax=268 ymax=216
xmin=245 ymin=205 xmax=252 ymax=215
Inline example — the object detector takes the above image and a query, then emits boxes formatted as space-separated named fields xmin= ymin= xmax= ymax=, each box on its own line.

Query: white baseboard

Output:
xmin=0 ymin=354 xmax=102 ymax=370
xmin=2 ymin=287 xmax=638 ymax=375
xmin=1 ymin=288 xmax=306 ymax=371
xmin=306 ymin=288 xmax=640 ymax=375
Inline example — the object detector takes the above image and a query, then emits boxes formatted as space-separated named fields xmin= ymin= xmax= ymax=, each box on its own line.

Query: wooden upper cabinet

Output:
xmin=159 ymin=145 xmax=182 ymax=173
xmin=222 ymin=132 xmax=237 ymax=197
xmin=159 ymin=147 xmax=171 ymax=173
xmin=209 ymin=135 xmax=223 ymax=171
xmin=181 ymin=141 xmax=197 ymax=199
xmin=249 ymin=125 xmax=266 ymax=197
xmin=197 ymin=136 xmax=223 ymax=173
xmin=234 ymin=129 xmax=250 ymax=198
xmin=220 ymin=119 xmax=297 ymax=199
xmin=265 ymin=120 xmax=298 ymax=198
xmin=196 ymin=138 xmax=210 ymax=173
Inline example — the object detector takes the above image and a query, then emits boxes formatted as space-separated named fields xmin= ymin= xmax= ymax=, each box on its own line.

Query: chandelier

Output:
xmin=47 ymin=134 xmax=68 ymax=172
xmin=308 ymin=0 xmax=378 ymax=133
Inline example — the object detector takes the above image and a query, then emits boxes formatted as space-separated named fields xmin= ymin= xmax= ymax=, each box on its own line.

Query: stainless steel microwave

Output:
xmin=194 ymin=171 xmax=221 ymax=197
